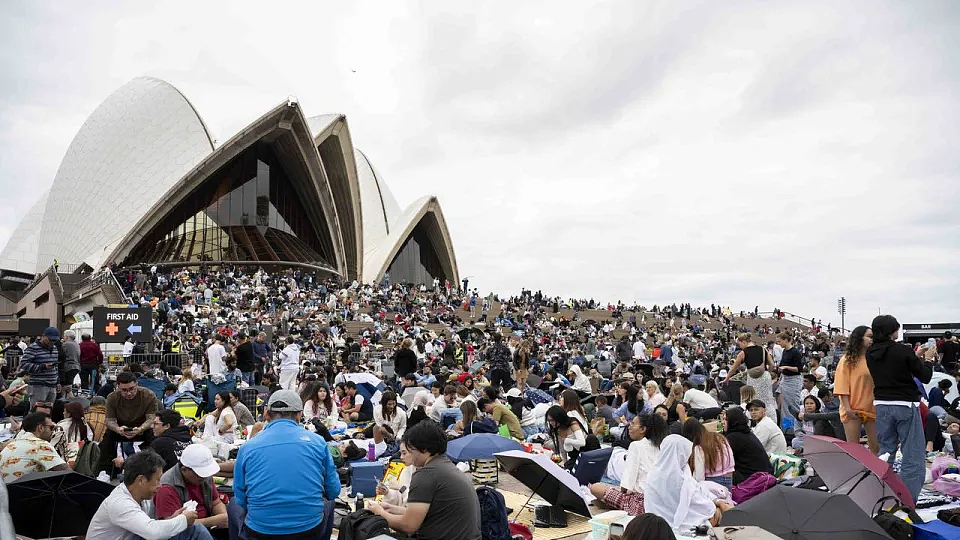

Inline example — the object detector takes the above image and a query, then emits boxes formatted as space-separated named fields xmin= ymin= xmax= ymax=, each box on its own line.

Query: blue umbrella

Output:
xmin=447 ymin=434 xmax=523 ymax=462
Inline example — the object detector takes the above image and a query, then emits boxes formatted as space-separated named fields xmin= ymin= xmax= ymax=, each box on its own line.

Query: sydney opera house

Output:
xmin=0 ymin=77 xmax=459 ymax=290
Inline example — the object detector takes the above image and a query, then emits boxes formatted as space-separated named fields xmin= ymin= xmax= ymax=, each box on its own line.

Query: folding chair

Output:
xmin=240 ymin=388 xmax=260 ymax=421
xmin=203 ymin=376 xmax=237 ymax=413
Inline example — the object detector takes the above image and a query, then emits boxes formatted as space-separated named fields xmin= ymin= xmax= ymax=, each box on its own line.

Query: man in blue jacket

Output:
xmin=21 ymin=327 xmax=61 ymax=407
xmin=231 ymin=389 xmax=340 ymax=539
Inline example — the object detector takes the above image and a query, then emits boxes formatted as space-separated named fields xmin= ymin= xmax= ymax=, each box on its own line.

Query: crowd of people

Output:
xmin=0 ymin=264 xmax=957 ymax=539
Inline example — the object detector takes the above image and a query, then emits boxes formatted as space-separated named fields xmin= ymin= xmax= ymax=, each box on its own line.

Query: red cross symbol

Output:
xmin=105 ymin=322 xmax=119 ymax=336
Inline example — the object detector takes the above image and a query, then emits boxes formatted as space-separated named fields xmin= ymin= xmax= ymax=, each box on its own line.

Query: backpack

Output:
xmin=874 ymin=511 xmax=914 ymax=540
xmin=731 ymin=472 xmax=777 ymax=504
xmin=477 ymin=486 xmax=512 ymax=540
xmin=337 ymin=509 xmax=392 ymax=540
xmin=873 ymin=497 xmax=924 ymax=540
xmin=73 ymin=440 xmax=100 ymax=477
xmin=328 ymin=444 xmax=345 ymax=468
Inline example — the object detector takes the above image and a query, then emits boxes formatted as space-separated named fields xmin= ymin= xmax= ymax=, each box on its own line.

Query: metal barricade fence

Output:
xmin=107 ymin=352 xmax=191 ymax=373
xmin=1 ymin=350 xmax=21 ymax=373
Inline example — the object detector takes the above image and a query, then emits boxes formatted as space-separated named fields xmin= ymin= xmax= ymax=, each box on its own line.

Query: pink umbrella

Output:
xmin=803 ymin=435 xmax=915 ymax=514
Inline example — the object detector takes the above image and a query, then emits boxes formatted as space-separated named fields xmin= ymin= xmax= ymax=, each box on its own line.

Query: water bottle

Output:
xmin=355 ymin=493 xmax=364 ymax=510
xmin=367 ymin=441 xmax=376 ymax=461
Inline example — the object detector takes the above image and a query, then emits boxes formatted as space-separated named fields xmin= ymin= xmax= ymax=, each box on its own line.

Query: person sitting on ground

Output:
xmin=376 ymin=440 xmax=418 ymax=506
xmin=407 ymin=390 xmax=432 ymax=430
xmin=162 ymin=384 xmax=179 ymax=407
xmin=453 ymin=400 xmax=497 ymax=435
xmin=612 ymin=384 xmax=643 ymax=432
xmin=227 ymin=390 xmax=256 ymax=427
xmin=668 ymin=402 xmax=691 ymax=435
xmin=929 ymin=379 xmax=952 ymax=419
xmin=178 ymin=370 xmax=195 ymax=395
xmin=150 ymin=410 xmax=193 ymax=471
xmin=374 ymin=391 xmax=408 ymax=439
xmin=86 ymin=449 xmax=208 ymax=540
xmin=645 ymin=435 xmax=735 ymax=530
xmin=57 ymin=400 xmax=93 ymax=466
xmin=543 ymin=405 xmax=587 ymax=467
xmin=477 ymin=397 xmax=525 ymax=440
xmin=793 ymin=395 xmax=828 ymax=451
xmin=86 ymin=395 xmax=108 ymax=443
xmin=366 ymin=420 xmax=481 ymax=540
xmin=201 ymin=391 xmax=235 ymax=444
xmin=722 ymin=407 xmax=774 ymax=485
xmin=620 ymin=513 xmax=677 ymax=540
xmin=800 ymin=374 xmax=819 ymax=401
xmin=428 ymin=384 xmax=460 ymax=425
xmin=801 ymin=389 xmax=844 ymax=440
xmin=588 ymin=413 xmax=669 ymax=515
xmin=559 ymin=388 xmax=590 ymax=432
xmin=232 ymin=389 xmax=341 ymax=539
xmin=942 ymin=421 xmax=960 ymax=455
xmin=925 ymin=407 xmax=947 ymax=453
xmin=340 ymin=381 xmax=373 ymax=422
xmin=747 ymin=400 xmax=787 ymax=454
xmin=682 ymin=418 xmax=736 ymax=489
xmin=593 ymin=394 xmax=616 ymax=427
xmin=96 ymin=371 xmax=158 ymax=477
xmin=154 ymin=444 xmax=228 ymax=532
xmin=301 ymin=382 xmax=339 ymax=426
xmin=97 ymin=372 xmax=117 ymax=399
xmin=681 ymin=381 xmax=721 ymax=419
xmin=0 ymin=412 xmax=68 ymax=481
xmin=567 ymin=364 xmax=592 ymax=394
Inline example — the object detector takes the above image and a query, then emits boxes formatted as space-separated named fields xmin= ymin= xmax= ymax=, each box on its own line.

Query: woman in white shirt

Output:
xmin=645 ymin=435 xmax=734 ymax=530
xmin=203 ymin=391 xmax=236 ymax=444
xmin=373 ymin=391 xmax=407 ymax=439
xmin=645 ymin=381 xmax=666 ymax=409
xmin=57 ymin=401 xmax=92 ymax=466
xmin=177 ymin=370 xmax=195 ymax=395
xmin=544 ymin=406 xmax=586 ymax=466
xmin=588 ymin=413 xmax=669 ymax=515
xmin=302 ymin=383 xmax=339 ymax=424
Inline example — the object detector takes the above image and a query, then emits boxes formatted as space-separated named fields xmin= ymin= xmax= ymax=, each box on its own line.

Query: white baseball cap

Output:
xmin=180 ymin=444 xmax=220 ymax=478
xmin=505 ymin=388 xmax=522 ymax=398
xmin=719 ymin=369 xmax=728 ymax=378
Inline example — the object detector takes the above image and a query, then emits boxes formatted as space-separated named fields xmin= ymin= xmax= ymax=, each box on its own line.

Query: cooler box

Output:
xmin=913 ymin=520 xmax=960 ymax=540
xmin=349 ymin=461 xmax=385 ymax=498
xmin=573 ymin=447 xmax=614 ymax=486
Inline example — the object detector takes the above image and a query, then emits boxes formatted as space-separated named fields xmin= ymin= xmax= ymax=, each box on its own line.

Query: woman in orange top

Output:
xmin=834 ymin=326 xmax=878 ymax=454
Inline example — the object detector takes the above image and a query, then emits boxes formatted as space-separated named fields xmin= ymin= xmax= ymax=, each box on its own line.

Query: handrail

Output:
xmin=50 ymin=266 xmax=65 ymax=303
xmin=104 ymin=267 xmax=133 ymax=305
xmin=756 ymin=310 xmax=847 ymax=335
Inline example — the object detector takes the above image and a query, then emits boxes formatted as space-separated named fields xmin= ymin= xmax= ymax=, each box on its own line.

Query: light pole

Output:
xmin=837 ymin=297 xmax=847 ymax=335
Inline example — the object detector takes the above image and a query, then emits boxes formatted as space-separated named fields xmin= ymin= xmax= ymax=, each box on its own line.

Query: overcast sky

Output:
xmin=1 ymin=1 xmax=958 ymax=329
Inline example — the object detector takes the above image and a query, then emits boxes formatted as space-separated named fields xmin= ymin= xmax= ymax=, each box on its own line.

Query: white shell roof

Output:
xmin=2 ymin=77 xmax=458 ymax=285
xmin=0 ymin=192 xmax=49 ymax=275
xmin=354 ymin=148 xmax=402 ymax=255
xmin=362 ymin=195 xmax=431 ymax=283
xmin=35 ymin=77 xmax=214 ymax=270
xmin=307 ymin=114 xmax=341 ymax=138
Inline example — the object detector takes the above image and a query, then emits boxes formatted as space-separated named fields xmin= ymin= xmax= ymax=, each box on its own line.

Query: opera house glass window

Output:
xmin=385 ymin=218 xmax=448 ymax=285
xmin=122 ymin=145 xmax=336 ymax=271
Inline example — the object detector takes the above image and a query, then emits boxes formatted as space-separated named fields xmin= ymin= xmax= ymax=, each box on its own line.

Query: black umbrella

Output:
xmin=720 ymin=485 xmax=892 ymax=539
xmin=8 ymin=469 xmax=115 ymax=538
xmin=456 ymin=327 xmax=485 ymax=342
xmin=495 ymin=450 xmax=591 ymax=518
